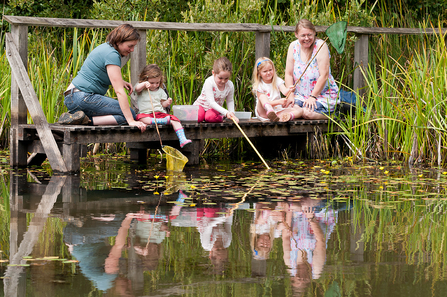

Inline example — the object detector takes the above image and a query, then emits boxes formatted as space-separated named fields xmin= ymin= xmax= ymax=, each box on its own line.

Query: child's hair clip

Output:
xmin=256 ymin=59 xmax=270 ymax=68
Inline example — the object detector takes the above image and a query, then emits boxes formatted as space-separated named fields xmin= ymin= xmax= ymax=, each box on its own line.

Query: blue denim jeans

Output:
xmin=295 ymin=99 xmax=330 ymax=115
xmin=64 ymin=90 xmax=136 ymax=125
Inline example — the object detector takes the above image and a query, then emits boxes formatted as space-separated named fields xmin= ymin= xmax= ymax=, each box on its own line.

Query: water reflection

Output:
xmin=5 ymin=175 xmax=66 ymax=297
xmin=2 ymin=165 xmax=447 ymax=296
xmin=283 ymin=198 xmax=337 ymax=294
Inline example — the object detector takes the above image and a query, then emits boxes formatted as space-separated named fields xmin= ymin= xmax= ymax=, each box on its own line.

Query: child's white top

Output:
xmin=193 ymin=76 xmax=235 ymax=115
xmin=255 ymin=77 xmax=286 ymax=120
xmin=135 ymin=87 xmax=167 ymax=114
xmin=198 ymin=213 xmax=233 ymax=251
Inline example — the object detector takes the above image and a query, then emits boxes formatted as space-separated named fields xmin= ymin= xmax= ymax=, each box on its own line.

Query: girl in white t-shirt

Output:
xmin=193 ymin=57 xmax=239 ymax=123
xmin=252 ymin=57 xmax=303 ymax=122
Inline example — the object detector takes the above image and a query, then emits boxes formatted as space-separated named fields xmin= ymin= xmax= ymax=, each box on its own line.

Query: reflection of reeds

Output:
xmin=0 ymin=171 xmax=10 ymax=258
xmin=351 ymin=186 xmax=447 ymax=283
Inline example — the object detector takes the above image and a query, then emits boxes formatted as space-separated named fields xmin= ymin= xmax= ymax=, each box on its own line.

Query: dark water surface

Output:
xmin=1 ymin=158 xmax=447 ymax=296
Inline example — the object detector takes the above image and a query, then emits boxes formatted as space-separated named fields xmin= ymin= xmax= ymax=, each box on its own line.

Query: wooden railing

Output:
xmin=4 ymin=15 xmax=446 ymax=172
xmin=5 ymin=15 xmax=446 ymax=96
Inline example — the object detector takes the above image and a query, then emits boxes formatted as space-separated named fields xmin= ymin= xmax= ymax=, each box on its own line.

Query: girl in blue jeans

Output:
xmin=59 ymin=24 xmax=146 ymax=132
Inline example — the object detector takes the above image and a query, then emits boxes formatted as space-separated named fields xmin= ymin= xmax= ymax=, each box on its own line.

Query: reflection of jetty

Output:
xmin=7 ymin=15 xmax=444 ymax=173
xmin=10 ymin=172 xmax=161 ymax=217
xmin=7 ymin=172 xmax=161 ymax=296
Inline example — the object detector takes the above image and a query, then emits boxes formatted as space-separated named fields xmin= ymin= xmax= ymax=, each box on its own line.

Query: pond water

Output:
xmin=1 ymin=157 xmax=447 ymax=297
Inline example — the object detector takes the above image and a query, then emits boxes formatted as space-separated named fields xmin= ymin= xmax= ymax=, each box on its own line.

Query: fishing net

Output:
xmin=163 ymin=145 xmax=188 ymax=172
xmin=163 ymin=172 xmax=187 ymax=195
xmin=325 ymin=21 xmax=347 ymax=54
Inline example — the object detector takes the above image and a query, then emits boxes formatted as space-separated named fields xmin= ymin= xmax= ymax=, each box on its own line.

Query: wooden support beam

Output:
xmin=130 ymin=29 xmax=147 ymax=110
xmin=353 ymin=34 xmax=369 ymax=98
xmin=10 ymin=25 xmax=28 ymax=168
xmin=255 ymin=32 xmax=270 ymax=59
xmin=6 ymin=33 xmax=68 ymax=172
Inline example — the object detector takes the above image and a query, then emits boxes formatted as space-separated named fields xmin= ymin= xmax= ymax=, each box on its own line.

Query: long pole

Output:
xmin=231 ymin=118 xmax=270 ymax=170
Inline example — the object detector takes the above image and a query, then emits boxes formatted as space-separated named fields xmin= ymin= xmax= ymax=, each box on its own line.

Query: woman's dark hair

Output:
xmin=106 ymin=24 xmax=140 ymax=50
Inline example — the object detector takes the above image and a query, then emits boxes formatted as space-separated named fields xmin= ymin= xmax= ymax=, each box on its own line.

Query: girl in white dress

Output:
xmin=252 ymin=57 xmax=303 ymax=122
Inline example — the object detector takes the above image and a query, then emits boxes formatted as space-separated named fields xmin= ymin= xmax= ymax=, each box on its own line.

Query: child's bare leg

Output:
xmin=171 ymin=120 xmax=182 ymax=130
xmin=278 ymin=106 xmax=303 ymax=122
xmin=172 ymin=120 xmax=191 ymax=148
xmin=257 ymin=97 xmax=279 ymax=122
xmin=138 ymin=117 xmax=153 ymax=125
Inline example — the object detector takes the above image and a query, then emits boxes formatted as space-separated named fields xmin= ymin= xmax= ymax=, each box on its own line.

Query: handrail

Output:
xmin=3 ymin=15 xmax=446 ymax=35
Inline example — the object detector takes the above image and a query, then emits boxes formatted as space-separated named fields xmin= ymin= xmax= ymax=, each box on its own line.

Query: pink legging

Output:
xmin=198 ymin=106 xmax=224 ymax=123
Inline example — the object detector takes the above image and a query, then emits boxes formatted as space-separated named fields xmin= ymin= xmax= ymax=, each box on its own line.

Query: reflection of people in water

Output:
xmin=104 ymin=211 xmax=170 ymax=296
xmin=64 ymin=214 xmax=124 ymax=292
xmin=196 ymin=206 xmax=233 ymax=275
xmin=250 ymin=202 xmax=284 ymax=276
xmin=63 ymin=210 xmax=171 ymax=295
xmin=282 ymin=198 xmax=338 ymax=295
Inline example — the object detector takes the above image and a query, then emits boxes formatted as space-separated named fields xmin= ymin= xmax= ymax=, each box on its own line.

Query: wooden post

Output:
xmin=130 ymin=29 xmax=147 ymax=110
xmin=10 ymin=25 xmax=28 ymax=168
xmin=6 ymin=33 xmax=68 ymax=172
xmin=353 ymin=34 xmax=369 ymax=98
xmin=182 ymin=139 xmax=204 ymax=165
xmin=255 ymin=31 xmax=270 ymax=59
xmin=62 ymin=143 xmax=81 ymax=172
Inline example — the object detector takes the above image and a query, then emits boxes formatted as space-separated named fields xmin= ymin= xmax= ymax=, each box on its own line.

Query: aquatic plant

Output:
xmin=335 ymin=22 xmax=447 ymax=165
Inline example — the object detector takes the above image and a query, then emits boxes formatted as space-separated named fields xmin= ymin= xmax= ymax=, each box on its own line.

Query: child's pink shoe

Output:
xmin=180 ymin=139 xmax=192 ymax=148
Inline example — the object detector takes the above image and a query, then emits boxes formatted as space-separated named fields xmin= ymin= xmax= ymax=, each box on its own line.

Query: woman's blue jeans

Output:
xmin=64 ymin=90 xmax=136 ymax=125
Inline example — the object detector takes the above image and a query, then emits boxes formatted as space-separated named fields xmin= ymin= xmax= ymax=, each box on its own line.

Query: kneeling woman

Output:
xmin=59 ymin=24 xmax=146 ymax=132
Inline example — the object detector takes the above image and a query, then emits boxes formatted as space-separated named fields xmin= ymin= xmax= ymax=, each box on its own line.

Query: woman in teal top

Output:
xmin=60 ymin=24 xmax=146 ymax=132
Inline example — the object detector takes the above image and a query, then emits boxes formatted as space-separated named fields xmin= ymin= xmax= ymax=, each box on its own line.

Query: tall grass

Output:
xmin=335 ymin=23 xmax=447 ymax=165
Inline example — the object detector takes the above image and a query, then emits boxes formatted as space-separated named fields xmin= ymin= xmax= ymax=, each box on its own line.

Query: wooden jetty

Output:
xmin=5 ymin=15 xmax=445 ymax=173
xmin=18 ymin=118 xmax=334 ymax=171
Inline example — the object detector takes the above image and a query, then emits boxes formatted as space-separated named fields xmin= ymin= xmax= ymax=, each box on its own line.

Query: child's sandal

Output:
xmin=279 ymin=113 xmax=292 ymax=122
xmin=267 ymin=110 xmax=279 ymax=122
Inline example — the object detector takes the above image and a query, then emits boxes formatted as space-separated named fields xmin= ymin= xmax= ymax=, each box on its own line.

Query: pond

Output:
xmin=1 ymin=157 xmax=447 ymax=297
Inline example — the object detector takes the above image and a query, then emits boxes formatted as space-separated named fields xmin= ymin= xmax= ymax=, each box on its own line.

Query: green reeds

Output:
xmin=335 ymin=22 xmax=447 ymax=165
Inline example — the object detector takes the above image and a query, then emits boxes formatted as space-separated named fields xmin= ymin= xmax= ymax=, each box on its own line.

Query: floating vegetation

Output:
xmin=2 ymin=158 xmax=447 ymax=296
